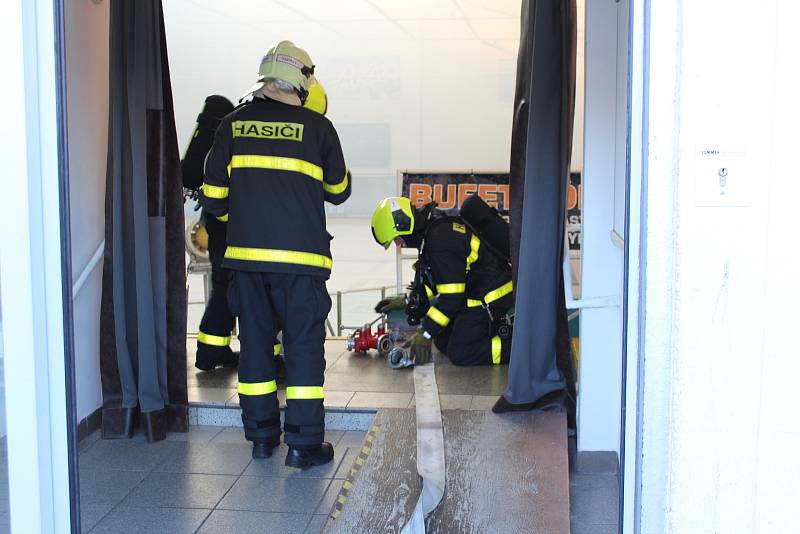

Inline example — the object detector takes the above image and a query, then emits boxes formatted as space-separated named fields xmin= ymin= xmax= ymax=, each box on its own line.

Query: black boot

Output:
xmin=285 ymin=442 xmax=334 ymax=470
xmin=252 ymin=439 xmax=280 ymax=459
xmin=195 ymin=346 xmax=239 ymax=371
xmin=492 ymin=389 xmax=568 ymax=414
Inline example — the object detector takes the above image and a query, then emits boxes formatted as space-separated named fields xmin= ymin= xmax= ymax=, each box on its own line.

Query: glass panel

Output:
xmin=0 ymin=275 xmax=10 ymax=533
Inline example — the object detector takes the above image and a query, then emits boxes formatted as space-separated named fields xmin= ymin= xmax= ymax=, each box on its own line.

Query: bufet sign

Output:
xmin=400 ymin=171 xmax=510 ymax=217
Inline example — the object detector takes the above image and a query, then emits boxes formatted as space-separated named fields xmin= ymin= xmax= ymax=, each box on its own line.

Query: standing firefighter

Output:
xmin=182 ymin=95 xmax=238 ymax=371
xmin=371 ymin=196 xmax=513 ymax=367
xmin=201 ymin=41 xmax=351 ymax=466
xmin=183 ymin=78 xmax=328 ymax=373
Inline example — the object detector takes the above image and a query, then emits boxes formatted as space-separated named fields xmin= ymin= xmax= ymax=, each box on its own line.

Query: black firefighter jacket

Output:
xmin=420 ymin=217 xmax=513 ymax=337
xmin=200 ymin=97 xmax=351 ymax=277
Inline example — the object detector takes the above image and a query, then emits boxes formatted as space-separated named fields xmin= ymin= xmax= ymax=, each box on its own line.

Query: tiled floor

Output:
xmin=187 ymin=337 xmax=509 ymax=412
xmin=0 ymin=425 xmax=619 ymax=533
xmin=78 ymin=426 xmax=367 ymax=533
xmin=569 ymin=451 xmax=621 ymax=534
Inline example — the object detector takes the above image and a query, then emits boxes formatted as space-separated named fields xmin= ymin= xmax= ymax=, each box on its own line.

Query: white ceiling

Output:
xmin=174 ymin=0 xmax=521 ymax=44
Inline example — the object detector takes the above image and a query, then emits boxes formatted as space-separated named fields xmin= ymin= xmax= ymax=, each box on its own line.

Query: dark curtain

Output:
xmin=100 ymin=0 xmax=187 ymax=442
xmin=505 ymin=0 xmax=577 ymax=406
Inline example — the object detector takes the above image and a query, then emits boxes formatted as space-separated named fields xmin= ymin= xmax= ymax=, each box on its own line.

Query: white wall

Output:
xmin=163 ymin=0 xmax=522 ymax=217
xmin=65 ymin=0 xmax=109 ymax=422
xmin=639 ymin=0 xmax=800 ymax=531
xmin=577 ymin=0 xmax=627 ymax=453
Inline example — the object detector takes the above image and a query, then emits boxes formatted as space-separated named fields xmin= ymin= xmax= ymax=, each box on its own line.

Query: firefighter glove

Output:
xmin=404 ymin=331 xmax=433 ymax=365
xmin=374 ymin=295 xmax=407 ymax=314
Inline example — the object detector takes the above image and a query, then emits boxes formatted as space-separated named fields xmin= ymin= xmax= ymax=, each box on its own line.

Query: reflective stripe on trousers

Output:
xmin=198 ymin=331 xmax=231 ymax=347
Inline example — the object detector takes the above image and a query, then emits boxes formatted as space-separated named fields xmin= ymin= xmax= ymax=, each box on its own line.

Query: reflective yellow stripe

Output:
xmin=286 ymin=386 xmax=324 ymax=399
xmin=197 ymin=331 xmax=231 ymax=347
xmin=466 ymin=235 xmax=481 ymax=271
xmin=202 ymin=183 xmax=229 ymax=199
xmin=237 ymin=380 xmax=277 ymax=396
xmin=426 ymin=306 xmax=450 ymax=327
xmin=491 ymin=336 xmax=502 ymax=365
xmin=225 ymin=246 xmax=332 ymax=270
xmin=323 ymin=170 xmax=349 ymax=195
xmin=274 ymin=343 xmax=281 ymax=357
xmin=425 ymin=284 xmax=435 ymax=299
xmin=229 ymin=155 xmax=323 ymax=181
xmin=216 ymin=213 xmax=229 ymax=222
xmin=467 ymin=281 xmax=514 ymax=307
xmin=436 ymin=283 xmax=466 ymax=294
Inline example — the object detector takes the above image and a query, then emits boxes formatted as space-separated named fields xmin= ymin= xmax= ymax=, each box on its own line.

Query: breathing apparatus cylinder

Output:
xmin=459 ymin=193 xmax=511 ymax=262
xmin=181 ymin=95 xmax=235 ymax=190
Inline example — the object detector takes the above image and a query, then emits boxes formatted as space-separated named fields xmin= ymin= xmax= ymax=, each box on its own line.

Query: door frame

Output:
xmin=0 ymin=0 xmax=78 ymax=531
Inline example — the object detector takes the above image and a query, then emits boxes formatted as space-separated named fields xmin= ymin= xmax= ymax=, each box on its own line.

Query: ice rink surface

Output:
xmin=187 ymin=218 xmax=414 ymax=334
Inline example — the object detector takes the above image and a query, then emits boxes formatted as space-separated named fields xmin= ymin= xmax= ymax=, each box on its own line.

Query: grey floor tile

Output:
xmin=218 ymin=476 xmax=331 ymax=514
xmin=314 ymin=478 xmax=344 ymax=515
xmin=325 ymin=352 xmax=386 ymax=374
xmin=570 ymin=473 xmax=620 ymax=490
xmin=324 ymin=430 xmax=345 ymax=446
xmin=304 ymin=514 xmax=328 ymax=534
xmin=155 ymin=441 xmax=253 ymax=476
xmin=324 ymin=369 xmax=415 ymax=394
xmin=347 ymin=392 xmax=412 ymax=409
xmin=209 ymin=427 xmax=249 ymax=445
xmin=188 ymin=367 xmax=239 ymax=389
xmin=164 ymin=426 xmax=223 ymax=443
xmin=244 ymin=444 xmax=344 ymax=479
xmin=197 ymin=509 xmax=311 ymax=534
xmin=189 ymin=387 xmax=236 ymax=405
xmin=576 ymin=451 xmax=619 ymax=475
xmin=337 ymin=431 xmax=367 ymax=448
xmin=570 ymin=474 xmax=620 ymax=525
xmin=78 ymin=439 xmax=181 ymax=472
xmin=80 ymin=503 xmax=113 ymax=533
xmin=324 ymin=390 xmax=354 ymax=409
xmin=78 ymin=430 xmax=102 ymax=454
xmin=121 ymin=472 xmax=237 ymax=509
xmin=570 ymin=522 xmax=619 ymax=534
xmin=79 ymin=468 xmax=148 ymax=505
xmin=469 ymin=395 xmax=498 ymax=410
xmin=90 ymin=506 xmax=210 ymax=534
xmin=333 ymin=448 xmax=359 ymax=480
xmin=437 ymin=367 xmax=508 ymax=396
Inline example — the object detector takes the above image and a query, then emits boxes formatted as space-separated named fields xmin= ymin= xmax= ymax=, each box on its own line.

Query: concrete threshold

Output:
xmin=188 ymin=402 xmax=377 ymax=431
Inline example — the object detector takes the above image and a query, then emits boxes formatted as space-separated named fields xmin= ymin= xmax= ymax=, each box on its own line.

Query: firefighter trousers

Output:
xmin=196 ymin=216 xmax=236 ymax=367
xmin=433 ymin=296 xmax=512 ymax=366
xmin=228 ymin=271 xmax=331 ymax=448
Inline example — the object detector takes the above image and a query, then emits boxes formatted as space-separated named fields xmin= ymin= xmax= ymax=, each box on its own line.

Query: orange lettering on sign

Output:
xmin=567 ymin=184 xmax=578 ymax=210
xmin=477 ymin=184 xmax=499 ymax=208
xmin=458 ymin=184 xmax=478 ymax=207
xmin=433 ymin=184 xmax=457 ymax=209
xmin=409 ymin=184 xmax=433 ymax=207
xmin=497 ymin=185 xmax=510 ymax=210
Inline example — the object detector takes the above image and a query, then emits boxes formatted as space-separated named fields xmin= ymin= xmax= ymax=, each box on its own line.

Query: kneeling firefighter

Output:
xmin=371 ymin=195 xmax=513 ymax=367
xmin=201 ymin=41 xmax=350 ymax=466
xmin=183 ymin=79 xmax=328 ymax=372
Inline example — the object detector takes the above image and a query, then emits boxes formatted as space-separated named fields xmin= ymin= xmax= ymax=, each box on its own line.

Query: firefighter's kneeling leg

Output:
xmin=446 ymin=307 xmax=511 ymax=366
xmin=270 ymin=274 xmax=330 ymax=448
xmin=231 ymin=271 xmax=281 ymax=444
